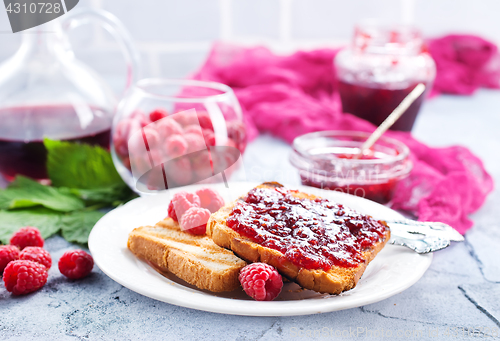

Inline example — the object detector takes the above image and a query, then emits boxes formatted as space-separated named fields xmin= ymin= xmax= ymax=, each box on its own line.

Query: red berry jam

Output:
xmin=338 ymin=81 xmax=425 ymax=131
xmin=226 ymin=187 xmax=389 ymax=271
xmin=300 ymin=177 xmax=399 ymax=205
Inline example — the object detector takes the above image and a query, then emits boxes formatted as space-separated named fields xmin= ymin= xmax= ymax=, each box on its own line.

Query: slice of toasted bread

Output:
xmin=127 ymin=218 xmax=247 ymax=292
xmin=207 ymin=182 xmax=390 ymax=295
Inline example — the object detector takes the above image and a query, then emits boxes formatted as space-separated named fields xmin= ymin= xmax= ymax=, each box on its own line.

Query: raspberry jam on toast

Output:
xmin=226 ymin=186 xmax=389 ymax=271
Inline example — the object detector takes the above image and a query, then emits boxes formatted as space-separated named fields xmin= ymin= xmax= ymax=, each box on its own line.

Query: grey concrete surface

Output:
xmin=1 ymin=90 xmax=500 ymax=340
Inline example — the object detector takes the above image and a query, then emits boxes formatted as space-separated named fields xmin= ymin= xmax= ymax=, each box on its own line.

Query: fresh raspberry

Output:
xmin=183 ymin=125 xmax=203 ymax=136
xmin=227 ymin=121 xmax=247 ymax=153
xmin=184 ymin=133 xmax=207 ymax=153
xmin=180 ymin=206 xmax=211 ymax=235
xmin=0 ymin=245 xmax=20 ymax=273
xmin=142 ymin=127 xmax=160 ymax=151
xmin=202 ymin=129 xmax=216 ymax=146
xmin=164 ymin=135 xmax=188 ymax=158
xmin=167 ymin=200 xmax=179 ymax=222
xmin=10 ymin=227 xmax=44 ymax=250
xmin=197 ymin=111 xmax=214 ymax=131
xmin=58 ymin=250 xmax=94 ymax=279
xmin=113 ymin=118 xmax=137 ymax=157
xmin=169 ymin=192 xmax=201 ymax=222
xmin=156 ymin=117 xmax=183 ymax=136
xmin=131 ymin=110 xmax=150 ymax=128
xmin=239 ymin=263 xmax=283 ymax=301
xmin=173 ymin=111 xmax=199 ymax=126
xmin=149 ymin=108 xmax=168 ymax=122
xmin=3 ymin=260 xmax=48 ymax=295
xmin=165 ymin=158 xmax=193 ymax=186
xmin=19 ymin=247 xmax=52 ymax=270
xmin=190 ymin=151 xmax=213 ymax=181
xmin=195 ymin=188 xmax=225 ymax=213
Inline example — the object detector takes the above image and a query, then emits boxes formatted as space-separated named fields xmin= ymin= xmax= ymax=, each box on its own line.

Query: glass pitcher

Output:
xmin=0 ymin=8 xmax=139 ymax=182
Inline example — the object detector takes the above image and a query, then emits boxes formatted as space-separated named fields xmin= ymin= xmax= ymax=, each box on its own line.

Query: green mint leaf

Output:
xmin=44 ymin=138 xmax=123 ymax=189
xmin=0 ymin=176 xmax=84 ymax=212
xmin=61 ymin=210 xmax=105 ymax=244
xmin=0 ymin=207 xmax=64 ymax=244
xmin=60 ymin=184 xmax=137 ymax=207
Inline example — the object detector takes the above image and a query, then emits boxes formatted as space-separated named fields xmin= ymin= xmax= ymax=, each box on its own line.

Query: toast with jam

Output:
xmin=128 ymin=217 xmax=247 ymax=292
xmin=206 ymin=182 xmax=390 ymax=294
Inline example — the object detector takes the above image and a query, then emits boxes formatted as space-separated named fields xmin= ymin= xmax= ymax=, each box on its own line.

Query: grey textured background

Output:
xmin=0 ymin=0 xmax=500 ymax=339
xmin=1 ymin=90 xmax=500 ymax=340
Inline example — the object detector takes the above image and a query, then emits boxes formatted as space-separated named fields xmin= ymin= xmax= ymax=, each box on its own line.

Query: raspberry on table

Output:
xmin=180 ymin=206 xmax=211 ymax=235
xmin=19 ymin=247 xmax=52 ymax=270
xmin=10 ymin=226 xmax=44 ymax=250
xmin=195 ymin=188 xmax=225 ymax=213
xmin=3 ymin=260 xmax=48 ymax=295
xmin=169 ymin=192 xmax=200 ymax=222
xmin=239 ymin=263 xmax=283 ymax=301
xmin=0 ymin=245 xmax=20 ymax=273
xmin=58 ymin=250 xmax=94 ymax=279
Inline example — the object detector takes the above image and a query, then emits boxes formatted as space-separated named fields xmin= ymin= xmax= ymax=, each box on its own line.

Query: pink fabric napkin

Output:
xmin=428 ymin=34 xmax=500 ymax=96
xmin=193 ymin=37 xmax=497 ymax=234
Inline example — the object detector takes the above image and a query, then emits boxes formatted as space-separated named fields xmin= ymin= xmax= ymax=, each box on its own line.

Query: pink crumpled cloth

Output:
xmin=193 ymin=36 xmax=497 ymax=234
xmin=429 ymin=34 xmax=500 ymax=96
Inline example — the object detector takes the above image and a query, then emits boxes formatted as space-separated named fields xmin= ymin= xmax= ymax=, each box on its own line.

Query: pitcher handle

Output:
xmin=61 ymin=8 xmax=141 ymax=91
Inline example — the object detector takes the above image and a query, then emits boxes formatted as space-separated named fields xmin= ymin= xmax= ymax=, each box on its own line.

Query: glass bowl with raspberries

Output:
xmin=111 ymin=79 xmax=247 ymax=194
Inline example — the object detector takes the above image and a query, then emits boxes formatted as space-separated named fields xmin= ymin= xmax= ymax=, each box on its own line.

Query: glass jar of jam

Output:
xmin=334 ymin=23 xmax=436 ymax=131
xmin=289 ymin=131 xmax=412 ymax=204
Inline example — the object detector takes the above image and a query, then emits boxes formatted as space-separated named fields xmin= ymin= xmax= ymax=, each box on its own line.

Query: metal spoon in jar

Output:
xmin=355 ymin=83 xmax=426 ymax=159
xmin=352 ymin=83 xmax=464 ymax=253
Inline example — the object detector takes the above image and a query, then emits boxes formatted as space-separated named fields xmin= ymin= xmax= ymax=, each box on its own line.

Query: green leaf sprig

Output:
xmin=0 ymin=139 xmax=137 ymax=244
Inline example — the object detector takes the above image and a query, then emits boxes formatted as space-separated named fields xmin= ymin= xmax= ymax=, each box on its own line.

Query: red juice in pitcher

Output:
xmin=0 ymin=105 xmax=112 ymax=181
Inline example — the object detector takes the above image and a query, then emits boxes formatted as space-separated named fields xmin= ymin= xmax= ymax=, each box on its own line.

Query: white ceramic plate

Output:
xmin=89 ymin=182 xmax=432 ymax=316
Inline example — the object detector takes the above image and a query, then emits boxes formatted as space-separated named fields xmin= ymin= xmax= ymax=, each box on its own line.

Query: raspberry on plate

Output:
xmin=58 ymin=250 xmax=94 ymax=279
xmin=10 ymin=226 xmax=44 ymax=249
xmin=180 ymin=206 xmax=211 ymax=235
xmin=239 ymin=263 xmax=283 ymax=301
xmin=3 ymin=260 xmax=48 ymax=295
xmin=19 ymin=246 xmax=52 ymax=270
xmin=169 ymin=191 xmax=200 ymax=223
xmin=195 ymin=188 xmax=225 ymax=213
xmin=0 ymin=245 xmax=20 ymax=273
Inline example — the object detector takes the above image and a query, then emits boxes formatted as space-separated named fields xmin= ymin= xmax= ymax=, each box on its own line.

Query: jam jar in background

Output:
xmin=334 ymin=23 xmax=436 ymax=131
xmin=289 ymin=130 xmax=412 ymax=205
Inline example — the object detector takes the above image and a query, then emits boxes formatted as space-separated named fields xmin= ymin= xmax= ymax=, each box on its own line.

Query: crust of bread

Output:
xmin=128 ymin=218 xmax=247 ymax=292
xmin=206 ymin=182 xmax=390 ymax=294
